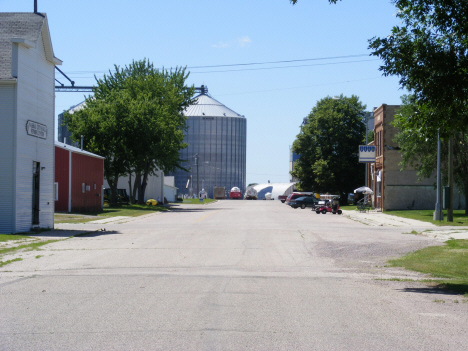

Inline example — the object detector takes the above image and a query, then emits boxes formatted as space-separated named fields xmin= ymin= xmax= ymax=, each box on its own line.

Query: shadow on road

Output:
xmin=168 ymin=206 xmax=231 ymax=213
xmin=399 ymin=284 xmax=468 ymax=296
xmin=73 ymin=230 xmax=121 ymax=238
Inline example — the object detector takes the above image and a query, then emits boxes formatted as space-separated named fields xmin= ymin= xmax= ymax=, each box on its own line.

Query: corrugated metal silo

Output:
xmin=172 ymin=86 xmax=247 ymax=199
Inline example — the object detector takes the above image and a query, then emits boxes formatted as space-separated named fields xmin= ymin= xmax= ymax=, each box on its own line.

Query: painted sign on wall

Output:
xmin=26 ymin=120 xmax=47 ymax=139
xmin=359 ymin=145 xmax=375 ymax=163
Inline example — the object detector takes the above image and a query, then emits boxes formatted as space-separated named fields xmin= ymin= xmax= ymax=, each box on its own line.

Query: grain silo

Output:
xmin=172 ymin=86 xmax=246 ymax=199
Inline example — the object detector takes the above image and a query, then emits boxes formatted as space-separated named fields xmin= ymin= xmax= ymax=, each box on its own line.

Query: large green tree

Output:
xmin=65 ymin=60 xmax=195 ymax=204
xmin=369 ymin=0 xmax=468 ymax=135
xmin=393 ymin=95 xmax=468 ymax=213
xmin=291 ymin=95 xmax=366 ymax=202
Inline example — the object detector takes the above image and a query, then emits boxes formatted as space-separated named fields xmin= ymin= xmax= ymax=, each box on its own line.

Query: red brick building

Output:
xmin=369 ymin=104 xmax=436 ymax=211
xmin=55 ymin=141 xmax=104 ymax=212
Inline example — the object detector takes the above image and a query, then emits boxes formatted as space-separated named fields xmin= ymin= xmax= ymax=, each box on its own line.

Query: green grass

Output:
xmin=384 ymin=209 xmax=468 ymax=226
xmin=181 ymin=199 xmax=217 ymax=205
xmin=0 ymin=234 xmax=38 ymax=242
xmin=339 ymin=205 xmax=356 ymax=211
xmin=0 ymin=239 xmax=59 ymax=256
xmin=388 ymin=239 xmax=468 ymax=295
xmin=0 ymin=258 xmax=22 ymax=267
xmin=55 ymin=203 xmax=168 ymax=223
xmin=0 ymin=235 xmax=60 ymax=269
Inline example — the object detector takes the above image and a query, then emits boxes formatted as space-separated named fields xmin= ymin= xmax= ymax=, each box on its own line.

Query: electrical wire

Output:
xmin=190 ymin=59 xmax=378 ymax=74
xmin=62 ymin=53 xmax=371 ymax=76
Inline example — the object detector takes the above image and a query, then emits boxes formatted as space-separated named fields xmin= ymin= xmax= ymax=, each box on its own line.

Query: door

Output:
xmin=32 ymin=161 xmax=40 ymax=225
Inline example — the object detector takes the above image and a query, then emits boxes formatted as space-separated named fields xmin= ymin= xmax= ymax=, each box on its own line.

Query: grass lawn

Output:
xmin=384 ymin=209 xmax=468 ymax=226
xmin=55 ymin=203 xmax=168 ymax=224
xmin=389 ymin=239 xmax=468 ymax=296
xmin=181 ymin=199 xmax=217 ymax=205
xmin=339 ymin=205 xmax=356 ymax=211
xmin=0 ymin=234 xmax=34 ymax=242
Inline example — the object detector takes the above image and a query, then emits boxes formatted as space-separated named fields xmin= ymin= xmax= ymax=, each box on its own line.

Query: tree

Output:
xmin=65 ymin=59 xmax=195 ymax=204
xmin=291 ymin=95 xmax=366 ymax=202
xmin=393 ymin=95 xmax=468 ymax=214
xmin=368 ymin=0 xmax=468 ymax=135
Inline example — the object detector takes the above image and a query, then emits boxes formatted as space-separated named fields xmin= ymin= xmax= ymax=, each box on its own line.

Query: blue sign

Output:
xmin=359 ymin=145 xmax=376 ymax=163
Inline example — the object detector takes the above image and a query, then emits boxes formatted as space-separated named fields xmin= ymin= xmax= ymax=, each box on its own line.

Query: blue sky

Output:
xmin=3 ymin=0 xmax=406 ymax=186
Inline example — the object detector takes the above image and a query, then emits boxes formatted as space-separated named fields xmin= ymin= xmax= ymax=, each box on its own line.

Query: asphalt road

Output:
xmin=1 ymin=200 xmax=467 ymax=350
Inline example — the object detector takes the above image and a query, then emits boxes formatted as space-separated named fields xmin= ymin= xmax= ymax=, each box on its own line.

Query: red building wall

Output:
xmin=71 ymin=153 xmax=103 ymax=212
xmin=54 ymin=147 xmax=70 ymax=212
xmin=55 ymin=145 xmax=104 ymax=213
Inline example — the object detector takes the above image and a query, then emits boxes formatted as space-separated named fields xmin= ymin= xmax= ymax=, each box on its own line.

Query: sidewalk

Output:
xmin=342 ymin=209 xmax=468 ymax=241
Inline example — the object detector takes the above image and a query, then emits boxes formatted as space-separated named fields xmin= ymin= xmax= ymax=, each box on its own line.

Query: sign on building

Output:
xmin=359 ymin=145 xmax=375 ymax=163
xmin=26 ymin=120 xmax=47 ymax=139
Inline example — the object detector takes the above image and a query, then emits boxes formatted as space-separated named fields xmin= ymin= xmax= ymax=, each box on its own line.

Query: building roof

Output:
xmin=0 ymin=12 xmax=61 ymax=81
xmin=55 ymin=141 xmax=105 ymax=160
xmin=252 ymin=183 xmax=296 ymax=200
xmin=184 ymin=93 xmax=244 ymax=118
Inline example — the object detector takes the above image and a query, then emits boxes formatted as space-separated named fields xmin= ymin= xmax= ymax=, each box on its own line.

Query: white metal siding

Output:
xmin=14 ymin=32 xmax=55 ymax=231
xmin=0 ymin=85 xmax=16 ymax=233
xmin=103 ymin=170 xmax=164 ymax=202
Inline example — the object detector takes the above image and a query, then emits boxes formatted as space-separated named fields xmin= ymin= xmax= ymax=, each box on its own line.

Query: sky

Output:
xmin=2 ymin=0 xmax=406 ymax=186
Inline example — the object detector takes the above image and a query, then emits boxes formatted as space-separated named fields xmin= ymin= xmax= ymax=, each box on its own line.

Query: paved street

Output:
xmin=1 ymin=200 xmax=467 ymax=350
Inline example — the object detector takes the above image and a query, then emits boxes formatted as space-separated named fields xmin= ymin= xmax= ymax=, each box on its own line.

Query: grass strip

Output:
xmin=0 ymin=258 xmax=22 ymax=267
xmin=384 ymin=209 xmax=468 ymax=226
xmin=0 ymin=239 xmax=59 ymax=256
xmin=388 ymin=239 xmax=468 ymax=295
xmin=181 ymin=199 xmax=217 ymax=205
xmin=0 ymin=234 xmax=38 ymax=242
xmin=55 ymin=204 xmax=169 ymax=223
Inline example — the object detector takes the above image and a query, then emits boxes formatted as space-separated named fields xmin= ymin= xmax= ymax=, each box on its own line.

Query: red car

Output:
xmin=229 ymin=187 xmax=242 ymax=199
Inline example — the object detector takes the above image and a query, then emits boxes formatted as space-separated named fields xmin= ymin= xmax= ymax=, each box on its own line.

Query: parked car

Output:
xmin=285 ymin=192 xmax=315 ymax=205
xmin=278 ymin=195 xmax=287 ymax=203
xmin=289 ymin=196 xmax=319 ymax=209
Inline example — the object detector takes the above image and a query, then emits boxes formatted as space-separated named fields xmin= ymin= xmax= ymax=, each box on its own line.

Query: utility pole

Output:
xmin=434 ymin=132 xmax=443 ymax=221
xmin=195 ymin=154 xmax=199 ymax=197
xmin=447 ymin=136 xmax=454 ymax=222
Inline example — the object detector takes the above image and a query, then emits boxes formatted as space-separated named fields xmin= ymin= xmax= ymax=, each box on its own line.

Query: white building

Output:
xmin=0 ymin=12 xmax=61 ymax=233
xmin=103 ymin=172 xmax=165 ymax=203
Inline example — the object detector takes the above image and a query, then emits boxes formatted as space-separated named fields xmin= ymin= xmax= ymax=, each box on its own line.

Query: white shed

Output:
xmin=0 ymin=13 xmax=62 ymax=233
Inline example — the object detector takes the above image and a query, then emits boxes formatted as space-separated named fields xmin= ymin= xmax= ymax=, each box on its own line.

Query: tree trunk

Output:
xmin=104 ymin=164 xmax=121 ymax=205
xmin=108 ymin=174 xmax=119 ymax=205
xmin=133 ymin=172 xmax=141 ymax=204
xmin=128 ymin=173 xmax=134 ymax=204
xmin=138 ymin=161 xmax=151 ymax=205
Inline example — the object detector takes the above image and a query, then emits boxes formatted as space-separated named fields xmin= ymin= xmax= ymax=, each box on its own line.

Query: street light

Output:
xmin=333 ymin=96 xmax=370 ymax=186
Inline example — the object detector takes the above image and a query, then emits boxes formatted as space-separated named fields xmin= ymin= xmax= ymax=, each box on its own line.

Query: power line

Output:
xmin=62 ymin=53 xmax=371 ymax=76
xmin=190 ymin=59 xmax=378 ymax=74
xmin=64 ymin=58 xmax=378 ymax=79
xmin=187 ymin=54 xmax=369 ymax=69
xmin=216 ymin=77 xmax=384 ymax=96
